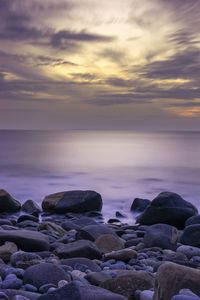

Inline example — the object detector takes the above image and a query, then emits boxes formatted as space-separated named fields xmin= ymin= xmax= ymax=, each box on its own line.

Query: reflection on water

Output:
xmin=0 ymin=130 xmax=200 ymax=219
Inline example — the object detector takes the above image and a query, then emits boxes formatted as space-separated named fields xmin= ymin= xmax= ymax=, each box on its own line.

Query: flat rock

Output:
xmin=95 ymin=234 xmax=124 ymax=254
xmin=61 ymin=257 xmax=101 ymax=272
xmin=77 ymin=224 xmax=116 ymax=241
xmin=104 ymin=248 xmax=137 ymax=262
xmin=0 ymin=230 xmax=49 ymax=252
xmin=144 ymin=224 xmax=178 ymax=250
xmin=42 ymin=190 xmax=102 ymax=213
xmin=23 ymin=263 xmax=69 ymax=289
xmin=153 ymin=262 xmax=200 ymax=300
xmin=55 ymin=240 xmax=102 ymax=259
xmin=136 ymin=192 xmax=198 ymax=229
xmin=37 ymin=281 xmax=127 ymax=300
xmin=101 ymin=271 xmax=154 ymax=300
xmin=0 ymin=190 xmax=21 ymax=213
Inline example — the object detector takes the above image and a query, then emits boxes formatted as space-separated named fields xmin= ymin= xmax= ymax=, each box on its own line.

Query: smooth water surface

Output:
xmin=0 ymin=130 xmax=200 ymax=220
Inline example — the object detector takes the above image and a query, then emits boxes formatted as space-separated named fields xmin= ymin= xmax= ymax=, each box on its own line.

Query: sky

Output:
xmin=0 ymin=0 xmax=200 ymax=130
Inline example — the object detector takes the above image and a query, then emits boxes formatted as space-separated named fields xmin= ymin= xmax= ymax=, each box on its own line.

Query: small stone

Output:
xmin=58 ymin=280 xmax=69 ymax=288
xmin=104 ymin=249 xmax=137 ymax=262
xmin=95 ymin=234 xmax=124 ymax=254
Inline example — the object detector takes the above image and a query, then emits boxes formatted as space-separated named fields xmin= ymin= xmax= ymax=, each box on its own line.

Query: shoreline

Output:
xmin=0 ymin=189 xmax=199 ymax=299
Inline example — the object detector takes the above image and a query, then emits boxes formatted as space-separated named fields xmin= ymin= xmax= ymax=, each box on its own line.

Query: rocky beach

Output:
xmin=0 ymin=189 xmax=199 ymax=299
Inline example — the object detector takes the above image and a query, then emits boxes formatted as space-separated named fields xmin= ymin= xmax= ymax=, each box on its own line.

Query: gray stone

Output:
xmin=23 ymin=263 xmax=69 ymax=288
xmin=95 ymin=234 xmax=124 ymax=254
xmin=21 ymin=200 xmax=41 ymax=216
xmin=181 ymin=225 xmax=200 ymax=247
xmin=77 ymin=225 xmax=116 ymax=241
xmin=60 ymin=257 xmax=101 ymax=272
xmin=177 ymin=245 xmax=200 ymax=259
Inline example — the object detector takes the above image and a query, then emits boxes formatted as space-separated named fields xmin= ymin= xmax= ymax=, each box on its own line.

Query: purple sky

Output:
xmin=0 ymin=0 xmax=200 ymax=130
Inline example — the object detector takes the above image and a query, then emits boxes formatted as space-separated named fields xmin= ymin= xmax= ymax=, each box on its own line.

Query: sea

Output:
xmin=0 ymin=130 xmax=200 ymax=221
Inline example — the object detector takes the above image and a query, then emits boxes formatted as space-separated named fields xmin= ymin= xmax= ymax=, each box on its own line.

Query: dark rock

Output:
xmin=55 ymin=240 xmax=101 ymax=259
xmin=61 ymin=221 xmax=81 ymax=231
xmin=0 ymin=190 xmax=21 ymax=213
xmin=17 ymin=221 xmax=39 ymax=229
xmin=136 ymin=192 xmax=197 ymax=229
xmin=0 ymin=230 xmax=49 ymax=252
xmin=180 ymin=225 xmax=200 ymax=247
xmin=131 ymin=198 xmax=151 ymax=212
xmin=77 ymin=224 xmax=116 ymax=241
xmin=42 ymin=190 xmax=102 ymax=213
xmin=144 ymin=224 xmax=178 ymax=250
xmin=61 ymin=257 xmax=101 ymax=272
xmin=37 ymin=281 xmax=127 ymax=300
xmin=23 ymin=263 xmax=68 ymax=289
xmin=176 ymin=245 xmax=200 ymax=259
xmin=21 ymin=200 xmax=41 ymax=216
xmin=17 ymin=215 xmax=38 ymax=224
xmin=153 ymin=262 xmax=200 ymax=300
xmin=0 ymin=220 xmax=12 ymax=226
xmin=185 ymin=215 xmax=200 ymax=227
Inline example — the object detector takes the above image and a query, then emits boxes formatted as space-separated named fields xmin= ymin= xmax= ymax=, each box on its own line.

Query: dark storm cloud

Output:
xmin=50 ymin=30 xmax=115 ymax=49
xmin=140 ymin=48 xmax=200 ymax=81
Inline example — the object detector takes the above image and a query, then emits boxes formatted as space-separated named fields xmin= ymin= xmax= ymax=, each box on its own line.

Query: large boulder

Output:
xmin=144 ymin=224 xmax=178 ymax=250
xmin=136 ymin=192 xmax=198 ymax=229
xmin=42 ymin=190 xmax=102 ymax=213
xmin=23 ymin=263 xmax=69 ymax=288
xmin=131 ymin=198 xmax=151 ymax=212
xmin=0 ymin=190 xmax=21 ymax=213
xmin=54 ymin=240 xmax=102 ymax=259
xmin=37 ymin=281 xmax=127 ymax=300
xmin=0 ymin=230 xmax=49 ymax=252
xmin=153 ymin=262 xmax=200 ymax=300
xmin=101 ymin=271 xmax=154 ymax=300
xmin=180 ymin=225 xmax=200 ymax=247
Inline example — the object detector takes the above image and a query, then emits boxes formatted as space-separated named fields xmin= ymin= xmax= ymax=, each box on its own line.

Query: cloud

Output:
xmin=50 ymin=30 xmax=115 ymax=49
xmin=140 ymin=48 xmax=200 ymax=81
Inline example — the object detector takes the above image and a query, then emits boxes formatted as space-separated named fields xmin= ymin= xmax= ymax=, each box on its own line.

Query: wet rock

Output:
xmin=42 ymin=190 xmax=102 ymax=213
xmin=0 ymin=230 xmax=49 ymax=252
xmin=17 ymin=215 xmax=38 ymax=224
xmin=136 ymin=192 xmax=198 ymax=229
xmin=144 ymin=224 xmax=178 ymax=250
xmin=153 ymin=262 xmax=200 ymax=300
xmin=55 ymin=240 xmax=102 ymax=259
xmin=23 ymin=263 xmax=68 ymax=289
xmin=95 ymin=234 xmax=124 ymax=254
xmin=131 ymin=198 xmax=151 ymax=212
xmin=37 ymin=281 xmax=127 ymax=300
xmin=0 ymin=290 xmax=39 ymax=300
xmin=0 ymin=190 xmax=21 ymax=213
xmin=38 ymin=222 xmax=66 ymax=237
